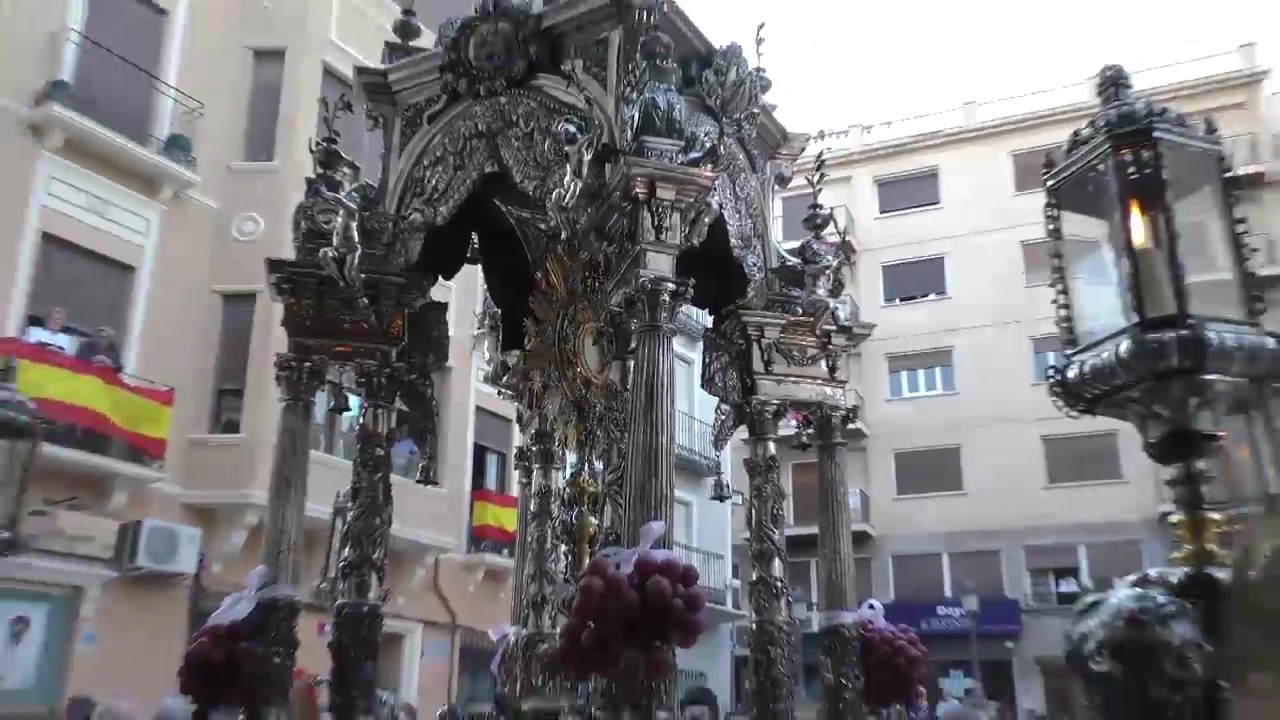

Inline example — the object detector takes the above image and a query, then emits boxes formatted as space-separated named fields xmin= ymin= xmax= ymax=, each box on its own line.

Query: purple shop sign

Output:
xmin=881 ymin=598 xmax=1022 ymax=637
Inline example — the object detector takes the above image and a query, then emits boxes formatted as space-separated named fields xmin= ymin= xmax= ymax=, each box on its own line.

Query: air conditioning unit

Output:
xmin=116 ymin=518 xmax=203 ymax=575
xmin=731 ymin=622 xmax=752 ymax=652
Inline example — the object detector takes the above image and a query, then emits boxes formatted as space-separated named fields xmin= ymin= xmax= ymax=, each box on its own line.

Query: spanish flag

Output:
xmin=1 ymin=338 xmax=174 ymax=460
xmin=471 ymin=489 xmax=518 ymax=544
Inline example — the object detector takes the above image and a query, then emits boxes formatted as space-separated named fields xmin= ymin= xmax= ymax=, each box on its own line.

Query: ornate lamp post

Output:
xmin=1044 ymin=64 xmax=1280 ymax=720
xmin=0 ymin=384 xmax=40 ymax=556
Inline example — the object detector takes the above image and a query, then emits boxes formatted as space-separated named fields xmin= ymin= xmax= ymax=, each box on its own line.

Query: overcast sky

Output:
xmin=677 ymin=0 xmax=1277 ymax=133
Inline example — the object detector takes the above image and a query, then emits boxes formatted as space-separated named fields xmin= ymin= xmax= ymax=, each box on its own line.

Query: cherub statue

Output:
xmin=548 ymin=115 xmax=597 ymax=238
xmin=627 ymin=28 xmax=686 ymax=147
xmin=315 ymin=179 xmax=377 ymax=307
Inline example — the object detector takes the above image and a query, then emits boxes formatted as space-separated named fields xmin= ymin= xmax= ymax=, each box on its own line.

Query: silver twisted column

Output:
xmin=328 ymin=361 xmax=399 ymax=720
xmin=251 ymin=352 xmax=326 ymax=718
xmin=811 ymin=405 xmax=864 ymax=720
xmin=743 ymin=399 xmax=797 ymax=719
xmin=508 ymin=445 xmax=534 ymax=622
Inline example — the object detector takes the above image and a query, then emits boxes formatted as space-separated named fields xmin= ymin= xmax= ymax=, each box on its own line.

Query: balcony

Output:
xmin=0 ymin=338 xmax=170 ymax=515
xmin=674 ymin=305 xmax=712 ymax=338
xmin=675 ymin=410 xmax=719 ymax=477
xmin=1222 ymin=132 xmax=1280 ymax=185
xmin=676 ymin=668 xmax=709 ymax=697
xmin=786 ymin=488 xmax=874 ymax=540
xmin=27 ymin=28 xmax=203 ymax=199
xmin=673 ymin=540 xmax=745 ymax=625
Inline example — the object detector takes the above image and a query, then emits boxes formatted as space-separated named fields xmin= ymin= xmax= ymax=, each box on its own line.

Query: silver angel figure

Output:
xmin=797 ymin=231 xmax=855 ymax=333
xmin=548 ymin=115 xmax=597 ymax=239
xmin=316 ymin=180 xmax=377 ymax=305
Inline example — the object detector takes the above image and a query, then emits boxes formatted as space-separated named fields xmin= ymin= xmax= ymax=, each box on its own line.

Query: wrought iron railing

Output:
xmin=673 ymin=540 xmax=728 ymax=606
xmin=0 ymin=337 xmax=172 ymax=469
xmin=675 ymin=410 xmax=718 ymax=476
xmin=43 ymin=28 xmax=204 ymax=168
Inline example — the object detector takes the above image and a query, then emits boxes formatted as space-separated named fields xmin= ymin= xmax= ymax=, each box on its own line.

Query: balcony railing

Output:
xmin=310 ymin=389 xmax=427 ymax=480
xmin=41 ymin=28 xmax=204 ymax=169
xmin=0 ymin=338 xmax=172 ymax=469
xmin=672 ymin=540 xmax=728 ymax=606
xmin=675 ymin=410 xmax=718 ymax=476
xmin=676 ymin=668 xmax=709 ymax=696
xmin=469 ymin=489 xmax=518 ymax=557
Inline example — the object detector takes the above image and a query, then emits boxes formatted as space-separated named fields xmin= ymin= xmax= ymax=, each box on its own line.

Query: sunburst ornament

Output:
xmin=522 ymin=246 xmax=620 ymax=449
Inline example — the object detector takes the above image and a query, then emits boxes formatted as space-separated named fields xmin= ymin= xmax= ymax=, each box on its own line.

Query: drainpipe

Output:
xmin=431 ymin=554 xmax=459 ymax=704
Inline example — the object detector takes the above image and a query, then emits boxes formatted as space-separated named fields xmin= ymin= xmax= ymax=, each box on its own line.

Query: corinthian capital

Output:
xmin=274 ymin=353 xmax=327 ymax=402
xmin=799 ymin=403 xmax=858 ymax=445
xmin=631 ymin=274 xmax=691 ymax=330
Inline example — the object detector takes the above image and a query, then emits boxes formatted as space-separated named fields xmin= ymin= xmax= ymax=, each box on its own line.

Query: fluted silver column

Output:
xmin=617 ymin=274 xmax=689 ymax=715
xmin=812 ymin=405 xmax=863 ymax=720
xmin=252 ymin=352 xmax=326 ymax=718
xmin=508 ymin=445 xmax=534 ymax=623
xmin=744 ymin=399 xmax=797 ymax=719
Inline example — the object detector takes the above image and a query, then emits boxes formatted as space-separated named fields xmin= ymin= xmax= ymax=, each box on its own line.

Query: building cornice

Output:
xmin=801 ymin=67 xmax=1270 ymax=172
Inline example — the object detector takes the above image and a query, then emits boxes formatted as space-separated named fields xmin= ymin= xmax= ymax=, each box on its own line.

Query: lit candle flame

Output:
xmin=1127 ymin=198 xmax=1150 ymax=249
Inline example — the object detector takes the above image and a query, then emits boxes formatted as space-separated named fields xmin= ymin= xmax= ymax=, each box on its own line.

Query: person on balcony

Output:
xmin=23 ymin=306 xmax=76 ymax=354
xmin=392 ymin=427 xmax=420 ymax=478
xmin=75 ymin=326 xmax=122 ymax=371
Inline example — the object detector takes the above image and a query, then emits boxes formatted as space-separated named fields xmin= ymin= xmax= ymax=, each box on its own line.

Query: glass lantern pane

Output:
xmin=1161 ymin=140 xmax=1248 ymax=322
xmin=1057 ymin=157 xmax=1136 ymax=346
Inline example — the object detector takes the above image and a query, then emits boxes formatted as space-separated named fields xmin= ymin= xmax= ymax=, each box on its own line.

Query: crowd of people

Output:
xmin=23 ymin=306 xmax=124 ymax=370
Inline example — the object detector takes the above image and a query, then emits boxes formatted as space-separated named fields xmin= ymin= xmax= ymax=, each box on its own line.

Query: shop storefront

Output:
xmin=883 ymin=598 xmax=1023 ymax=717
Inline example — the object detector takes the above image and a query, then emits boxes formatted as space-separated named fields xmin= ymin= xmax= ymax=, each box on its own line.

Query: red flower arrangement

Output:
xmin=857 ymin=600 xmax=930 ymax=710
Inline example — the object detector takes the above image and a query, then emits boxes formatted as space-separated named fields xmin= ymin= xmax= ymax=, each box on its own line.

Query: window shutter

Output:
xmin=1043 ymin=432 xmax=1123 ymax=484
xmin=780 ymin=194 xmax=810 ymax=242
xmin=1021 ymin=240 xmax=1052 ymax=285
xmin=890 ymin=554 xmax=944 ymax=601
xmin=882 ymin=257 xmax=946 ymax=302
xmin=887 ymin=349 xmax=952 ymax=373
xmin=1024 ymin=544 xmax=1079 ymax=570
xmin=244 ymin=50 xmax=286 ymax=162
xmin=214 ymin=294 xmax=257 ymax=388
xmin=78 ymin=0 xmax=168 ymax=145
xmin=789 ymin=461 xmax=820 ymax=526
xmin=28 ymin=234 xmax=135 ymax=345
xmin=948 ymin=550 xmax=1005 ymax=598
xmin=1031 ymin=336 xmax=1062 ymax=355
xmin=1012 ymin=148 xmax=1055 ymax=193
xmin=854 ymin=556 xmax=873 ymax=603
xmin=893 ymin=446 xmax=963 ymax=495
xmin=474 ymin=409 xmax=512 ymax=452
xmin=1085 ymin=540 xmax=1144 ymax=589
xmin=876 ymin=171 xmax=940 ymax=214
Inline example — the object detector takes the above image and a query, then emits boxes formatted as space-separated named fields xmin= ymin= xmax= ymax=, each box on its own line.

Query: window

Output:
xmin=875 ymin=169 xmax=940 ymax=214
xmin=674 ymin=354 xmax=695 ymax=414
xmin=881 ymin=256 xmax=947 ymax=304
xmin=1042 ymin=432 xmax=1123 ymax=484
xmin=1012 ymin=147 xmax=1061 ymax=193
xmin=1025 ymin=544 xmax=1083 ymax=606
xmin=789 ymin=461 xmax=819 ymax=526
xmin=893 ymin=445 xmax=963 ymax=496
xmin=210 ymin=294 xmax=257 ymax=433
xmin=1085 ymin=540 xmax=1144 ymax=590
xmin=471 ymin=445 xmax=506 ymax=493
xmin=890 ymin=553 xmax=944 ymax=601
xmin=73 ymin=0 xmax=168 ymax=146
xmin=787 ymin=559 xmax=816 ymax=611
xmin=854 ymin=556 xmax=874 ymax=603
xmin=778 ymin=193 xmax=810 ymax=244
xmin=318 ymin=69 xmax=384 ymax=183
xmin=887 ymin=349 xmax=955 ymax=399
xmin=948 ymin=550 xmax=1005 ymax=598
xmin=1032 ymin=336 xmax=1063 ymax=383
xmin=673 ymin=497 xmax=692 ymax=544
xmin=27 ymin=233 xmax=135 ymax=352
xmin=243 ymin=50 xmax=285 ymax=162
xmin=1021 ymin=239 xmax=1052 ymax=286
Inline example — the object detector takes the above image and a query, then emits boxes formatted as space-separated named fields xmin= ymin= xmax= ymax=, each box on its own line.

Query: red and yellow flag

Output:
xmin=471 ymin=489 xmax=518 ymax=544
xmin=1 ymin=338 xmax=174 ymax=460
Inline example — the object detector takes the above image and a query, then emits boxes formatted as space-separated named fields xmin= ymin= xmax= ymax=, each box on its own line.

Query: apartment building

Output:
xmin=0 ymin=0 xmax=518 ymax=713
xmin=730 ymin=44 xmax=1278 ymax=718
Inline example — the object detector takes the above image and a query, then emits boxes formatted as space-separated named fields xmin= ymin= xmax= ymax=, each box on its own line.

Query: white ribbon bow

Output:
xmin=204 ymin=565 xmax=298 ymax=628
xmin=597 ymin=520 xmax=673 ymax=575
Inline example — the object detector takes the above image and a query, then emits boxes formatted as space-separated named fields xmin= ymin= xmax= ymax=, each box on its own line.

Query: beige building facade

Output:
xmin=732 ymin=44 xmax=1279 ymax=717
xmin=0 ymin=0 xmax=516 ymax=714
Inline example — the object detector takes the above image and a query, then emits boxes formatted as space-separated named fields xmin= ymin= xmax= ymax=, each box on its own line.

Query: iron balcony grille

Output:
xmin=672 ymin=540 xmax=728 ymax=607
xmin=677 ymin=668 xmax=709 ymax=696
xmin=675 ymin=410 xmax=718 ymax=476
xmin=43 ymin=28 xmax=205 ymax=169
